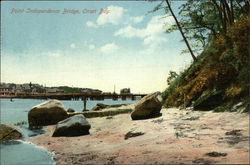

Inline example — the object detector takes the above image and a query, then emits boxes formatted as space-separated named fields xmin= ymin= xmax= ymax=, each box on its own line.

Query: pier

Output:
xmin=1 ymin=93 xmax=147 ymax=101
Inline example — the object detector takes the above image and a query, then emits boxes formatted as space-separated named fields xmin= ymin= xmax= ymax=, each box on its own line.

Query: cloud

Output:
xmin=114 ymin=25 xmax=145 ymax=38
xmin=46 ymin=51 xmax=61 ymax=57
xmin=114 ymin=15 xmax=174 ymax=47
xmin=70 ymin=43 xmax=76 ymax=49
xmin=97 ymin=6 xmax=125 ymax=25
xmin=85 ymin=6 xmax=143 ymax=28
xmin=86 ymin=21 xmax=98 ymax=28
xmin=100 ymin=43 xmax=119 ymax=54
xmin=88 ymin=44 xmax=95 ymax=50
xmin=130 ymin=16 xmax=144 ymax=24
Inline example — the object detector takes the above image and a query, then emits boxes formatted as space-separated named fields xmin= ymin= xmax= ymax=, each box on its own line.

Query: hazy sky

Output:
xmin=1 ymin=1 xmax=192 ymax=93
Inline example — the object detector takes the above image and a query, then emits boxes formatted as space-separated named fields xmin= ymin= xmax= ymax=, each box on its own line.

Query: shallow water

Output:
xmin=0 ymin=98 xmax=137 ymax=124
xmin=0 ymin=98 xmax=137 ymax=165
xmin=0 ymin=140 xmax=55 ymax=165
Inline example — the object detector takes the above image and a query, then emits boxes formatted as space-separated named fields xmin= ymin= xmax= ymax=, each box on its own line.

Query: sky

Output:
xmin=1 ymin=1 xmax=192 ymax=93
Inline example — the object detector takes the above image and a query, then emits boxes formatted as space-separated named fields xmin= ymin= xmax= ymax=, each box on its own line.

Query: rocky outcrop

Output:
xmin=97 ymin=103 xmax=109 ymax=109
xmin=92 ymin=105 xmax=102 ymax=111
xmin=52 ymin=114 xmax=91 ymax=137
xmin=131 ymin=92 xmax=162 ymax=120
xmin=91 ymin=103 xmax=128 ymax=111
xmin=67 ymin=108 xmax=75 ymax=113
xmin=193 ymin=90 xmax=223 ymax=110
xmin=28 ymin=100 xmax=68 ymax=128
xmin=91 ymin=103 xmax=108 ymax=111
xmin=0 ymin=124 xmax=23 ymax=142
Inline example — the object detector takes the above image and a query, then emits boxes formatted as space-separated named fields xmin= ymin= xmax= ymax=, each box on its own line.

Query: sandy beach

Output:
xmin=28 ymin=108 xmax=249 ymax=164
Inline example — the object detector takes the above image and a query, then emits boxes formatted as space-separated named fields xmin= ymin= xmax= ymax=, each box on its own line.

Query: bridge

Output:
xmin=6 ymin=93 xmax=147 ymax=101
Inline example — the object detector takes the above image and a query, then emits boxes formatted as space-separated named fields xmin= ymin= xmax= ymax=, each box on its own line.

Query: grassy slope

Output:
xmin=162 ymin=16 xmax=249 ymax=112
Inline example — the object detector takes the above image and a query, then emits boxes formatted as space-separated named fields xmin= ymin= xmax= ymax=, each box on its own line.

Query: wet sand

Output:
xmin=29 ymin=108 xmax=249 ymax=164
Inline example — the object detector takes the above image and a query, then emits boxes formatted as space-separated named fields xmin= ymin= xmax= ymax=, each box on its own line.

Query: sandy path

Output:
xmin=28 ymin=108 xmax=249 ymax=164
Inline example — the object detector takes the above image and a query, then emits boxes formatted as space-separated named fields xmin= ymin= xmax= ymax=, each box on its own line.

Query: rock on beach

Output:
xmin=28 ymin=100 xmax=68 ymax=128
xmin=0 ymin=124 xmax=23 ymax=142
xmin=52 ymin=114 xmax=91 ymax=137
xmin=131 ymin=92 xmax=162 ymax=120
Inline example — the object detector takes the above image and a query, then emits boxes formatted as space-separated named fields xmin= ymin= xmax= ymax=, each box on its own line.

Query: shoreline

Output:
xmin=28 ymin=108 xmax=249 ymax=164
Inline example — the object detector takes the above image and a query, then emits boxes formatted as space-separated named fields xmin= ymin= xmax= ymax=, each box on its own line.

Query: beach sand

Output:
xmin=28 ymin=108 xmax=249 ymax=164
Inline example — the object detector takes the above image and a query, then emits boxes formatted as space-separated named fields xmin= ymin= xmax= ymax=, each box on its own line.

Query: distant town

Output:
xmin=0 ymin=82 xmax=131 ymax=97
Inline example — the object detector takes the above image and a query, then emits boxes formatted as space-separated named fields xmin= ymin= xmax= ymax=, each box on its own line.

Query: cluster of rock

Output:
xmin=27 ymin=100 xmax=91 ymax=137
xmin=1 ymin=93 xmax=162 ymax=141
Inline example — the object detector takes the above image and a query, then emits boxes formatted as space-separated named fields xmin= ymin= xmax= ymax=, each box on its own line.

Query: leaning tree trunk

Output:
xmin=165 ymin=0 xmax=197 ymax=61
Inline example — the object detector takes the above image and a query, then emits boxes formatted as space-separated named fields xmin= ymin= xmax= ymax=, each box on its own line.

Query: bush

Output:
xmin=213 ymin=104 xmax=231 ymax=113
xmin=162 ymin=16 xmax=249 ymax=109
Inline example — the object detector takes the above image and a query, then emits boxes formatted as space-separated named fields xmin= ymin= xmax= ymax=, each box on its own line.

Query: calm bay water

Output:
xmin=0 ymin=98 xmax=137 ymax=165
xmin=1 ymin=140 xmax=55 ymax=165
xmin=0 ymin=98 xmax=137 ymax=124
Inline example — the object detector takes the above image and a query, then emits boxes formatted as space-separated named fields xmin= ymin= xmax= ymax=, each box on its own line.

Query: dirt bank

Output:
xmin=28 ymin=108 xmax=249 ymax=164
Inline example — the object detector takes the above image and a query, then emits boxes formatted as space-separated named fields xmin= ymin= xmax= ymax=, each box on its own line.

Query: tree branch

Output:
xmin=165 ymin=0 xmax=196 ymax=61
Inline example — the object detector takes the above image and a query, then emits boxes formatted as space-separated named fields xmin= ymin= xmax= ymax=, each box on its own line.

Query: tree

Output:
xmin=165 ymin=0 xmax=197 ymax=61
xmin=29 ymin=82 xmax=32 ymax=89
xmin=149 ymin=0 xmax=249 ymax=57
xmin=167 ymin=71 xmax=178 ymax=85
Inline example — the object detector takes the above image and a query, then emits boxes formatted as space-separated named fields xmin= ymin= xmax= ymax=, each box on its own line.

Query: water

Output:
xmin=0 ymin=98 xmax=137 ymax=165
xmin=0 ymin=140 xmax=55 ymax=165
xmin=1 ymin=98 xmax=137 ymax=124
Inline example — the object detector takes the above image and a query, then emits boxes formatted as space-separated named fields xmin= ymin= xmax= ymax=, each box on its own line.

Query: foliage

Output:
xmin=58 ymin=86 xmax=82 ymax=93
xmin=150 ymin=0 xmax=250 ymax=56
xmin=162 ymin=15 xmax=250 ymax=110
xmin=167 ymin=71 xmax=179 ymax=85
xmin=225 ymin=84 xmax=243 ymax=98
xmin=213 ymin=104 xmax=231 ymax=112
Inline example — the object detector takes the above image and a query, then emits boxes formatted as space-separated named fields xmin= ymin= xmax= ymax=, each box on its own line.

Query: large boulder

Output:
xmin=131 ymin=92 xmax=162 ymax=120
xmin=0 ymin=124 xmax=23 ymax=142
xmin=52 ymin=114 xmax=91 ymax=137
xmin=28 ymin=100 xmax=68 ymax=128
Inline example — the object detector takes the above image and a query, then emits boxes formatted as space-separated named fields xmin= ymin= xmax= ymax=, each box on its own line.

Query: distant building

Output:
xmin=81 ymin=89 xmax=92 ymax=94
xmin=22 ymin=84 xmax=32 ymax=90
xmin=120 ymin=88 xmax=131 ymax=94
xmin=47 ymin=88 xmax=64 ymax=94
xmin=0 ymin=86 xmax=13 ymax=95
xmin=81 ymin=88 xmax=102 ymax=94
xmin=91 ymin=89 xmax=102 ymax=94
xmin=102 ymin=92 xmax=112 ymax=95
xmin=32 ymin=86 xmax=46 ymax=94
